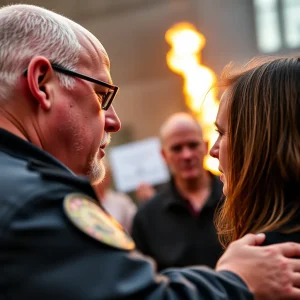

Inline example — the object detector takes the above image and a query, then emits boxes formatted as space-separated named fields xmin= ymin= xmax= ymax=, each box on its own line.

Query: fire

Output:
xmin=165 ymin=22 xmax=220 ymax=174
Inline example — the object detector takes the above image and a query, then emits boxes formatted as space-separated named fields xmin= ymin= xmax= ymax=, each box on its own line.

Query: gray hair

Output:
xmin=0 ymin=4 xmax=81 ymax=99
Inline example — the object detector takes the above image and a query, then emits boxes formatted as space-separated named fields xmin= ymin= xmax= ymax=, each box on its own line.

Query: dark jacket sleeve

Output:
xmin=1 ymin=194 xmax=253 ymax=300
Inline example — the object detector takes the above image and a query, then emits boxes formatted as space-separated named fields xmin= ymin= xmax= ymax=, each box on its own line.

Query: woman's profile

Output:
xmin=210 ymin=56 xmax=300 ymax=248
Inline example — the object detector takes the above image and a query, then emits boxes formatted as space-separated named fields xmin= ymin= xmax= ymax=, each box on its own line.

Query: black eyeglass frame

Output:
xmin=24 ymin=63 xmax=119 ymax=111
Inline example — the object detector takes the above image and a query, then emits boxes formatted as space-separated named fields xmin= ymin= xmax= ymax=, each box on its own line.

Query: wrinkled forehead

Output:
xmin=69 ymin=21 xmax=111 ymax=80
xmin=80 ymin=31 xmax=109 ymax=66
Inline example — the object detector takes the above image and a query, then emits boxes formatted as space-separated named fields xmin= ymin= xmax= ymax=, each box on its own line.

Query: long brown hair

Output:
xmin=216 ymin=56 xmax=300 ymax=248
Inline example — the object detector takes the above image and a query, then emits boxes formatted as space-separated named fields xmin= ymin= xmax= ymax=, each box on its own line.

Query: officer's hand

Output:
xmin=216 ymin=233 xmax=300 ymax=300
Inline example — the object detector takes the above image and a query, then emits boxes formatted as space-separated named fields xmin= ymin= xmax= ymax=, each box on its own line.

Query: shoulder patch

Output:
xmin=63 ymin=193 xmax=135 ymax=250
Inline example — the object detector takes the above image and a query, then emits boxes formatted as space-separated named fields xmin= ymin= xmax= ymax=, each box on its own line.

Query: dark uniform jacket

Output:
xmin=132 ymin=176 xmax=223 ymax=270
xmin=0 ymin=129 xmax=253 ymax=300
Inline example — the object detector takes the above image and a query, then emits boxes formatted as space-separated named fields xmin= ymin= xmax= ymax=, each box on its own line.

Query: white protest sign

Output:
xmin=108 ymin=137 xmax=170 ymax=192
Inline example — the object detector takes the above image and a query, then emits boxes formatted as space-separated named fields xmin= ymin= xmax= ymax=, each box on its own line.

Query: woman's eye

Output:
xmin=215 ymin=129 xmax=223 ymax=136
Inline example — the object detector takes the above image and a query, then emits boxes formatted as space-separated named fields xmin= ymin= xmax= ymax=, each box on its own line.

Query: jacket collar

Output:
xmin=0 ymin=128 xmax=73 ymax=174
xmin=162 ymin=173 xmax=223 ymax=210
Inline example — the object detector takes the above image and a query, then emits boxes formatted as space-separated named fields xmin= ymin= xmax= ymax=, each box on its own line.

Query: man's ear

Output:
xmin=26 ymin=56 xmax=54 ymax=111
xmin=161 ymin=147 xmax=167 ymax=163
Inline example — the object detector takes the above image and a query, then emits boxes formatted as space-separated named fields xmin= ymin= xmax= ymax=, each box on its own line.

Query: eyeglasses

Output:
xmin=24 ymin=63 xmax=119 ymax=111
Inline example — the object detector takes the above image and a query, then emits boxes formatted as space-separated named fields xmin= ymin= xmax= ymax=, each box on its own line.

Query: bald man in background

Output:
xmin=132 ymin=112 xmax=223 ymax=270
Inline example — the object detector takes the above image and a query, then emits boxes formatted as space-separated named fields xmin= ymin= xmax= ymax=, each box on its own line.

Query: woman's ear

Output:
xmin=26 ymin=56 xmax=54 ymax=111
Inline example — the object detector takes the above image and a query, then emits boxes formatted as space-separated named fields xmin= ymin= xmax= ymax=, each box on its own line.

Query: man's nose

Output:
xmin=181 ymin=146 xmax=194 ymax=158
xmin=104 ymin=105 xmax=121 ymax=133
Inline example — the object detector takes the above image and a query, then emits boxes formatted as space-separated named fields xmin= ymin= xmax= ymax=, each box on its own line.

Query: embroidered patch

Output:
xmin=63 ymin=193 xmax=135 ymax=250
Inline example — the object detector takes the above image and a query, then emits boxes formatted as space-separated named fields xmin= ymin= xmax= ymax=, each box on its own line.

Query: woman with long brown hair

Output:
xmin=210 ymin=56 xmax=300 ymax=248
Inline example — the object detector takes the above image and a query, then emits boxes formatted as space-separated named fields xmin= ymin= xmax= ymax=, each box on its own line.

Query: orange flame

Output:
xmin=165 ymin=22 xmax=220 ymax=174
